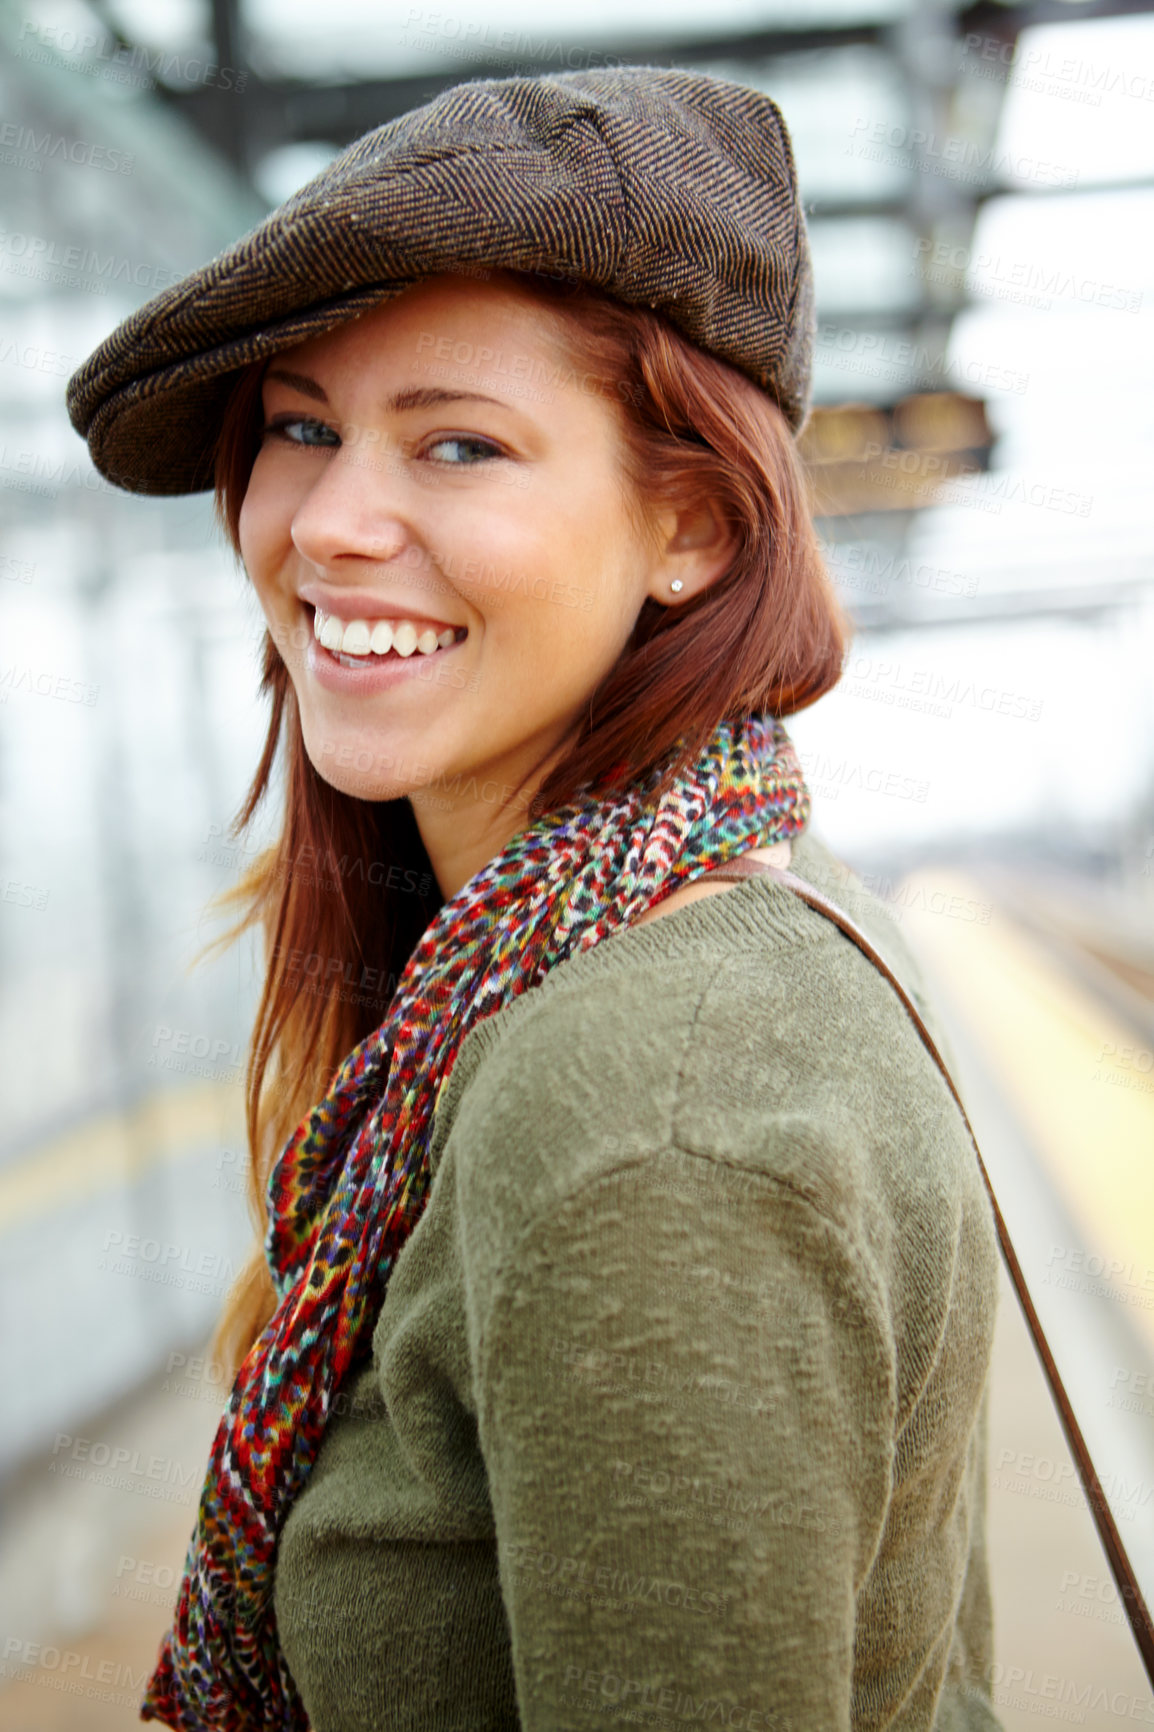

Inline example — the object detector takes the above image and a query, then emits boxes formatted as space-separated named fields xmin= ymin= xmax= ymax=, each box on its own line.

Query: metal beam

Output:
xmin=805 ymin=174 xmax=1154 ymax=221
xmin=208 ymin=0 xmax=245 ymax=171
xmin=959 ymin=0 xmax=1154 ymax=40
xmin=160 ymin=2 xmax=1154 ymax=187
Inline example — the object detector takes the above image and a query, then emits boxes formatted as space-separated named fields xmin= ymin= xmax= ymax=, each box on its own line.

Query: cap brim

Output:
xmin=73 ymin=281 xmax=413 ymax=496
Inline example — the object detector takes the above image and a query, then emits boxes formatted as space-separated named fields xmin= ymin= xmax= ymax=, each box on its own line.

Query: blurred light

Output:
xmin=253 ymin=142 xmax=342 ymax=206
xmin=103 ymin=0 xmax=209 ymax=52
xmin=995 ymin=14 xmax=1154 ymax=186
xmin=808 ymin=217 xmax=924 ymax=315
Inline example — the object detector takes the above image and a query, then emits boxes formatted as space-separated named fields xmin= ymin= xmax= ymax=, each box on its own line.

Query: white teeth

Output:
xmin=311 ymin=607 xmax=461 ymax=658
xmin=342 ymin=619 xmax=372 ymax=656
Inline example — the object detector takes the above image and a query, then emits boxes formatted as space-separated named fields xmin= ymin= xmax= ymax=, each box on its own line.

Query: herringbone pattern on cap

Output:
xmin=66 ymin=64 xmax=813 ymax=495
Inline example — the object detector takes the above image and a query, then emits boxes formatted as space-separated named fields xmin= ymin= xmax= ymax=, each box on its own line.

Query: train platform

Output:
xmin=1 ymin=862 xmax=1152 ymax=1728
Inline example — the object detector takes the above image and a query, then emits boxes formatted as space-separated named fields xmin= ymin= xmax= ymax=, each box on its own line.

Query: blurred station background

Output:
xmin=1 ymin=0 xmax=1154 ymax=1723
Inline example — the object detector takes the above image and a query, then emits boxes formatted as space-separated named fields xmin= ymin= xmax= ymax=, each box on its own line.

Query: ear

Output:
xmin=643 ymin=496 xmax=739 ymax=607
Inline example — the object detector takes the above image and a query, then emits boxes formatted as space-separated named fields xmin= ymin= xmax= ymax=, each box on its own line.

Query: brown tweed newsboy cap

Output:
xmin=66 ymin=64 xmax=814 ymax=496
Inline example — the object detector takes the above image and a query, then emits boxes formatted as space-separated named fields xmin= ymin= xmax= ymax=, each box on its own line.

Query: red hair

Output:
xmin=203 ymin=269 xmax=850 ymax=1374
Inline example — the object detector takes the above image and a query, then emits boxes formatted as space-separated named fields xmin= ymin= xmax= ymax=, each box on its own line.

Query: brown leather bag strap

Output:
xmin=703 ymin=855 xmax=1154 ymax=1683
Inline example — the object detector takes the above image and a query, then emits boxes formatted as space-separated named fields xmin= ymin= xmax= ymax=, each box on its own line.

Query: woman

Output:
xmin=67 ymin=65 xmax=1002 ymax=1732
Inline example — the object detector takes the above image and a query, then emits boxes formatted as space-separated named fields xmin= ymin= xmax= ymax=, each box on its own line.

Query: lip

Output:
xmin=304 ymin=621 xmax=466 ymax=696
xmin=299 ymin=582 xmax=462 ymax=633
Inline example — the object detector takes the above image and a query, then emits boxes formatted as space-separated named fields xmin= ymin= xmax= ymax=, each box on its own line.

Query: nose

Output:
xmin=289 ymin=437 xmax=409 ymax=574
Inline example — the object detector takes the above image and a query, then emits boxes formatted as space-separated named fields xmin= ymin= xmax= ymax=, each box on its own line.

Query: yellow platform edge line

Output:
xmin=0 ymin=1084 xmax=249 ymax=1232
xmin=897 ymin=867 xmax=1154 ymax=1352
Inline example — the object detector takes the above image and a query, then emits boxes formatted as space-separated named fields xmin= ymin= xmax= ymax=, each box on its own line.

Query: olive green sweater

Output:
xmin=273 ymin=830 xmax=1003 ymax=1730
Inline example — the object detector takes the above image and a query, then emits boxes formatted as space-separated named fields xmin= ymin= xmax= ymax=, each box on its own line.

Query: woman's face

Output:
xmin=239 ymin=272 xmax=695 ymax=891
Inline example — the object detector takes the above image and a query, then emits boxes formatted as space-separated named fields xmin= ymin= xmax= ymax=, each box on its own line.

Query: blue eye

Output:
xmin=424 ymin=436 xmax=502 ymax=465
xmin=262 ymin=415 xmax=339 ymax=447
xmin=260 ymin=419 xmax=503 ymax=465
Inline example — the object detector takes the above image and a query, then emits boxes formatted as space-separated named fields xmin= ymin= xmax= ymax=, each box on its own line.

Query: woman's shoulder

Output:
xmin=430 ymin=828 xmax=991 ymax=1264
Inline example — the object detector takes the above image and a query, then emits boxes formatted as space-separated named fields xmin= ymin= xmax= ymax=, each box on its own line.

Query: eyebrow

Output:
xmin=264 ymin=369 xmax=508 ymax=413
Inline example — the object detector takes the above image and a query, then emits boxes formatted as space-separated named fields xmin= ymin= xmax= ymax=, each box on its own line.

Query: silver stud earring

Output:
xmin=670 ymin=579 xmax=684 ymax=594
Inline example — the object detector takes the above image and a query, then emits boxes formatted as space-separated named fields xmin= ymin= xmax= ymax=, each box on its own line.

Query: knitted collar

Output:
xmin=142 ymin=711 xmax=810 ymax=1729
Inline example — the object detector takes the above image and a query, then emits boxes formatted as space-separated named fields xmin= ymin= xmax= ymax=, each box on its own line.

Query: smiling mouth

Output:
xmin=310 ymin=606 xmax=468 ymax=664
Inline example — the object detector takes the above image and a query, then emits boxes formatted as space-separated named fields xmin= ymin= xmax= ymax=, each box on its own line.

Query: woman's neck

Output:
xmin=407 ymin=727 xmax=583 ymax=900
xmin=409 ymin=790 xmax=534 ymax=902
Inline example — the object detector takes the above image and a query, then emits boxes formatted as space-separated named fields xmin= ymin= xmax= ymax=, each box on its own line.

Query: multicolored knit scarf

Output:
xmin=141 ymin=712 xmax=809 ymax=1729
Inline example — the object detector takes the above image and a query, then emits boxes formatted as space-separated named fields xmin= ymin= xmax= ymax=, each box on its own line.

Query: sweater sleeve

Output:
xmin=464 ymin=1144 xmax=898 ymax=1732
